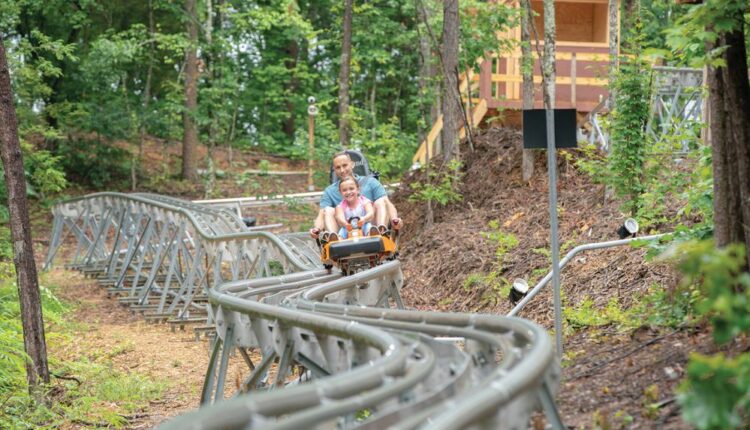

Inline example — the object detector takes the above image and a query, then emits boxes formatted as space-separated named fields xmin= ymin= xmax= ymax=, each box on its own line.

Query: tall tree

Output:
xmin=182 ymin=0 xmax=200 ymax=181
xmin=417 ymin=0 xmax=440 ymax=156
xmin=607 ymin=0 xmax=619 ymax=107
xmin=135 ymin=0 xmax=157 ymax=191
xmin=440 ymin=0 xmax=460 ymax=161
xmin=621 ymin=0 xmax=640 ymax=49
xmin=0 ymin=37 xmax=50 ymax=396
xmin=541 ymin=0 xmax=556 ymax=109
xmin=338 ymin=0 xmax=354 ymax=148
xmin=666 ymin=0 xmax=750 ymax=267
xmin=706 ymin=10 xmax=750 ymax=267
xmin=521 ymin=0 xmax=535 ymax=181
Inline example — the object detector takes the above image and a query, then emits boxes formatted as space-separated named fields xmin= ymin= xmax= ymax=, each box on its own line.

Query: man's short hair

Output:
xmin=332 ymin=151 xmax=352 ymax=162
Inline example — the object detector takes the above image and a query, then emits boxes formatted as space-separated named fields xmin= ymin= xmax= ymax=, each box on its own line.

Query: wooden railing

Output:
xmin=412 ymin=70 xmax=488 ymax=166
xmin=479 ymin=48 xmax=610 ymax=111
xmin=412 ymin=46 xmax=611 ymax=166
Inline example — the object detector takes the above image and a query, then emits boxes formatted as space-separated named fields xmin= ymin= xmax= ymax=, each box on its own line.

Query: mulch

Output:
xmin=391 ymin=127 xmax=708 ymax=428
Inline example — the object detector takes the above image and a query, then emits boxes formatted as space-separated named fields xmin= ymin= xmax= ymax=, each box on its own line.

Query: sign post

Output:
xmin=307 ymin=97 xmax=318 ymax=192
xmin=545 ymin=109 xmax=563 ymax=358
xmin=523 ymin=108 xmax=576 ymax=358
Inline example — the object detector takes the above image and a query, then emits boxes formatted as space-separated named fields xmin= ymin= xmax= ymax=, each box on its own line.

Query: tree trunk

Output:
xmin=136 ymin=0 xmax=156 ymax=191
xmin=607 ymin=0 xmax=618 ymax=108
xmin=621 ymin=0 xmax=639 ymax=48
xmin=441 ymin=0 xmax=460 ymax=161
xmin=204 ymin=0 xmax=216 ymax=198
xmin=370 ymin=74 xmax=377 ymax=141
xmin=182 ymin=0 xmax=199 ymax=181
xmin=284 ymin=40 xmax=299 ymax=139
xmin=521 ymin=0 xmax=535 ymax=181
xmin=417 ymin=5 xmax=432 ymax=147
xmin=338 ymin=0 xmax=353 ymax=148
xmin=542 ymin=0 xmax=556 ymax=109
xmin=0 ymin=38 xmax=50 ymax=396
xmin=708 ymin=19 xmax=750 ymax=268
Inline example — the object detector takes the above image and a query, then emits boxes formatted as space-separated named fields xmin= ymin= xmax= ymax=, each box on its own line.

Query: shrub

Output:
xmin=55 ymin=138 xmax=131 ymax=189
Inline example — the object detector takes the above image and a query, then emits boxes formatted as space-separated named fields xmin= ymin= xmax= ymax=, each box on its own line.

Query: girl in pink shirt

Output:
xmin=334 ymin=176 xmax=374 ymax=239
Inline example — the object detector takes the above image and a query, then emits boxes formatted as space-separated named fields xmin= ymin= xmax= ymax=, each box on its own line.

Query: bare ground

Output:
xmin=46 ymin=267 xmax=256 ymax=429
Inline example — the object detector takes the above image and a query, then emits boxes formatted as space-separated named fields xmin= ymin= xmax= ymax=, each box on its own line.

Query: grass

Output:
xmin=0 ymin=265 xmax=167 ymax=429
xmin=563 ymin=283 xmax=691 ymax=334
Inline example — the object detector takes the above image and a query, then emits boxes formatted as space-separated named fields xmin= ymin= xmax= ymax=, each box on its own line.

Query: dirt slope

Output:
xmin=391 ymin=128 xmax=709 ymax=428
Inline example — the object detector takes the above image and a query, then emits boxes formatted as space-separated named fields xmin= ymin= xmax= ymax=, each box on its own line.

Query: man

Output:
xmin=310 ymin=151 xmax=401 ymax=238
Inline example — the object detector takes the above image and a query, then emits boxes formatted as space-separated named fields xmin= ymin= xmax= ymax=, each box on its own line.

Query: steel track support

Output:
xmin=537 ymin=382 xmax=565 ymax=430
xmin=213 ymin=323 xmax=235 ymax=402
xmin=200 ymin=334 xmax=223 ymax=405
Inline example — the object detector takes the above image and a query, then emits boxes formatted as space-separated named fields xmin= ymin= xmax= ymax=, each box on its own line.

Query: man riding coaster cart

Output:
xmin=310 ymin=150 xmax=402 ymax=274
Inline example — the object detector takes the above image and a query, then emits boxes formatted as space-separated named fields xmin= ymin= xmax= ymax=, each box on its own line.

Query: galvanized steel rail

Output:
xmin=45 ymin=192 xmax=562 ymax=429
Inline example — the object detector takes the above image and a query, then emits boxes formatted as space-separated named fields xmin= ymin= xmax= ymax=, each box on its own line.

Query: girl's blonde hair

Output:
xmin=338 ymin=175 xmax=359 ymax=191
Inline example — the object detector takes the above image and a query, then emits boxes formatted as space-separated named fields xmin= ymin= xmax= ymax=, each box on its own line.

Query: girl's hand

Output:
xmin=309 ymin=228 xmax=320 ymax=238
xmin=391 ymin=217 xmax=402 ymax=229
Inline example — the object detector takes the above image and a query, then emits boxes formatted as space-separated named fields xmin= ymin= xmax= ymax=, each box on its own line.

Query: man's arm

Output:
xmin=313 ymin=209 xmax=326 ymax=231
xmin=363 ymin=177 xmax=402 ymax=229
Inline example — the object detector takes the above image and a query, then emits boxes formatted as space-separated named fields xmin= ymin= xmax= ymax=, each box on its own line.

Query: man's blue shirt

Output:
xmin=320 ymin=174 xmax=387 ymax=208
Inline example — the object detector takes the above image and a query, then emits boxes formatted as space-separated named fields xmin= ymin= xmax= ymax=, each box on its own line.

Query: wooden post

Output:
xmin=479 ymin=58 xmax=492 ymax=101
xmin=307 ymin=113 xmax=314 ymax=191
xmin=571 ymin=52 xmax=577 ymax=107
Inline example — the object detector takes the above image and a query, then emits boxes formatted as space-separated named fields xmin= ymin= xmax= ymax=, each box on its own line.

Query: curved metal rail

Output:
xmin=45 ymin=192 xmax=562 ymax=429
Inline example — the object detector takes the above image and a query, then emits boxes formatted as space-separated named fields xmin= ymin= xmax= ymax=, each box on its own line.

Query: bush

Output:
xmin=669 ymin=241 xmax=750 ymax=429
xmin=54 ymin=138 xmax=131 ymax=189
xmin=408 ymin=159 xmax=464 ymax=207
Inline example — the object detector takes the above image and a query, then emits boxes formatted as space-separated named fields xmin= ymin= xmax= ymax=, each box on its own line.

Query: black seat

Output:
xmin=329 ymin=149 xmax=379 ymax=184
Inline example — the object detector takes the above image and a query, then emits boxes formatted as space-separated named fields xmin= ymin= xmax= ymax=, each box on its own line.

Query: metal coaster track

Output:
xmin=45 ymin=192 xmax=563 ymax=429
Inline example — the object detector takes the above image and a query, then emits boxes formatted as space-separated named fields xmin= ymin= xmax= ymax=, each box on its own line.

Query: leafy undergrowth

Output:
xmin=0 ymin=266 xmax=167 ymax=429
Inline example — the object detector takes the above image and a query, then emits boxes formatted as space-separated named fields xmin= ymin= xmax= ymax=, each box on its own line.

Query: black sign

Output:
xmin=522 ymin=109 xmax=577 ymax=149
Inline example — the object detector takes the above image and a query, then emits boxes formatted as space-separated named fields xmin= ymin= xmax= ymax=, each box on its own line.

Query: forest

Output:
xmin=1 ymin=0 xmax=750 ymax=428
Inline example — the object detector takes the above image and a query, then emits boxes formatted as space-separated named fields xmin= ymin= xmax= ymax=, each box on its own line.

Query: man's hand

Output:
xmin=309 ymin=228 xmax=321 ymax=239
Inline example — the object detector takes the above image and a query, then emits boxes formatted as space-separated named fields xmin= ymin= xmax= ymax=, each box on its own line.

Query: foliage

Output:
xmin=632 ymin=117 xmax=710 ymax=230
xmin=408 ymin=159 xmax=463 ymax=206
xmin=55 ymin=138 xmax=131 ymax=189
xmin=0 ymin=144 xmax=67 ymax=255
xmin=680 ymin=353 xmax=750 ymax=430
xmin=21 ymin=143 xmax=67 ymax=201
xmin=607 ymin=19 xmax=651 ymax=215
xmin=563 ymin=280 xmax=697 ymax=333
xmin=462 ymin=221 xmax=519 ymax=306
xmin=663 ymin=0 xmax=748 ymax=68
xmin=0 ymin=142 xmax=67 ymax=207
xmin=351 ymin=113 xmax=418 ymax=182
xmin=563 ymin=296 xmax=636 ymax=330
xmin=574 ymin=42 xmax=710 ymax=234
xmin=674 ymin=242 xmax=749 ymax=344
xmin=0 ymin=271 xmax=64 ymax=394
xmin=482 ymin=219 xmax=519 ymax=265
xmin=669 ymin=241 xmax=750 ymax=429
xmin=640 ymin=0 xmax=691 ymax=55
xmin=459 ymin=0 xmax=518 ymax=73
xmin=0 ymin=0 xmax=527 ymax=192
xmin=0 ymin=269 xmax=166 ymax=429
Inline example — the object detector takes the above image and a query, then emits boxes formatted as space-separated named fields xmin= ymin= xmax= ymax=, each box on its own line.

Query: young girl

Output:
xmin=334 ymin=176 xmax=375 ymax=239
